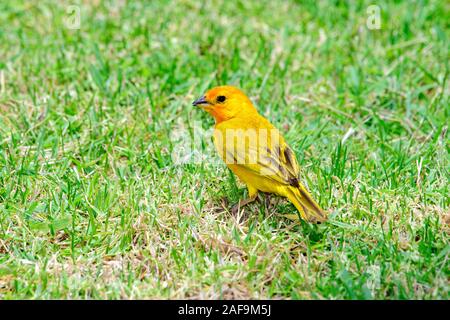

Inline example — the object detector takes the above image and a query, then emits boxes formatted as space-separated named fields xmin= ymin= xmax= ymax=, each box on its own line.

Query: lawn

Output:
xmin=0 ymin=0 xmax=448 ymax=299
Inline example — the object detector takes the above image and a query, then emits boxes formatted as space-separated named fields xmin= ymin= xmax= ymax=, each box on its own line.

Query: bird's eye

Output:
xmin=217 ymin=95 xmax=226 ymax=103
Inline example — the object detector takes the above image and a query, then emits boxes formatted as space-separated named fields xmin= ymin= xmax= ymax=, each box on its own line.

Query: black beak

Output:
xmin=192 ymin=95 xmax=210 ymax=106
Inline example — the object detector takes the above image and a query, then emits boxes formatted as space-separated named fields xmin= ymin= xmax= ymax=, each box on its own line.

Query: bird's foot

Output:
xmin=231 ymin=196 xmax=257 ymax=216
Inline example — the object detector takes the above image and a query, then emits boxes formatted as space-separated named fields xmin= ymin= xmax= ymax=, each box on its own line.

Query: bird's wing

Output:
xmin=222 ymin=129 xmax=302 ymax=187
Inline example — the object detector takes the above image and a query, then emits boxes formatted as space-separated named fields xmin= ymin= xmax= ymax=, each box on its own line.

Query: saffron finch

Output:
xmin=193 ymin=86 xmax=326 ymax=223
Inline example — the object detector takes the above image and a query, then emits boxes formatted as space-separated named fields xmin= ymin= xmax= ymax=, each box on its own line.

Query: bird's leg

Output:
xmin=262 ymin=192 xmax=271 ymax=209
xmin=231 ymin=185 xmax=258 ymax=215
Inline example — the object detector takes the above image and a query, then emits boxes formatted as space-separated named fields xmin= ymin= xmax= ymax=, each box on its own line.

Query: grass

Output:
xmin=0 ymin=0 xmax=448 ymax=299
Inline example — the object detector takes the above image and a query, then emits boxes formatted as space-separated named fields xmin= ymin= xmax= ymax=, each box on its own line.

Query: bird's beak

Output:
xmin=192 ymin=95 xmax=210 ymax=107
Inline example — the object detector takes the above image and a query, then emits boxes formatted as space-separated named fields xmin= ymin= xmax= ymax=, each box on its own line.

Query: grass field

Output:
xmin=0 ymin=0 xmax=448 ymax=299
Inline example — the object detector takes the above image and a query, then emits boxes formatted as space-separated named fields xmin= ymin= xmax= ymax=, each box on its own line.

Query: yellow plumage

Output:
xmin=193 ymin=85 xmax=326 ymax=223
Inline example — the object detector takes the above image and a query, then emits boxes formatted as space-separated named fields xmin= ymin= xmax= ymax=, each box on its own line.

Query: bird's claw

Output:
xmin=231 ymin=203 xmax=241 ymax=216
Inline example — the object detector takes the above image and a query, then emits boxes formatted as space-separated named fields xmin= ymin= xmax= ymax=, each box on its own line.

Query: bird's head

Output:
xmin=193 ymin=85 xmax=257 ymax=123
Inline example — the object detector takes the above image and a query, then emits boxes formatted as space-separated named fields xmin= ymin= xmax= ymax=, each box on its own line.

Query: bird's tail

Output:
xmin=286 ymin=184 xmax=327 ymax=223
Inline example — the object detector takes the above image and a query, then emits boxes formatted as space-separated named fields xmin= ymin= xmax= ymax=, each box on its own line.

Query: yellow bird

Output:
xmin=193 ymin=85 xmax=326 ymax=223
